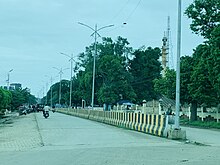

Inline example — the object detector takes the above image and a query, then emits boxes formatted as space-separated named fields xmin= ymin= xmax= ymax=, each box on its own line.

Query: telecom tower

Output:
xmin=161 ymin=16 xmax=173 ymax=77
xmin=161 ymin=34 xmax=168 ymax=77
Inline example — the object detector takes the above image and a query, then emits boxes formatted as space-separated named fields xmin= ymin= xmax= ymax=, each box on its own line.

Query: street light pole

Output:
xmin=7 ymin=69 xmax=13 ymax=90
xmin=78 ymin=22 xmax=114 ymax=110
xmin=175 ymin=0 xmax=182 ymax=129
xmin=91 ymin=24 xmax=97 ymax=110
xmin=60 ymin=52 xmax=76 ymax=108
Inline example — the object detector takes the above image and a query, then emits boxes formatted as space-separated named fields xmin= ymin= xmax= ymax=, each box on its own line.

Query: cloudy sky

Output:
xmin=0 ymin=0 xmax=203 ymax=97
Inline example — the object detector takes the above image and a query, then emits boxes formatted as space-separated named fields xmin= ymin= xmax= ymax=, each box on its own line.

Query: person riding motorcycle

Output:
xmin=43 ymin=104 xmax=50 ymax=118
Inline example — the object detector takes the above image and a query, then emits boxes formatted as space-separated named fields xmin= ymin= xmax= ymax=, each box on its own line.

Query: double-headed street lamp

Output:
xmin=53 ymin=67 xmax=68 ymax=105
xmin=60 ymin=52 xmax=76 ymax=108
xmin=78 ymin=22 xmax=114 ymax=110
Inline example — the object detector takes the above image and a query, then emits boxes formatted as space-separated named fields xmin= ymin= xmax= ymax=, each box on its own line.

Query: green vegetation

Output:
xmin=180 ymin=118 xmax=220 ymax=129
xmin=0 ymin=87 xmax=36 ymax=117
xmin=155 ymin=0 xmax=220 ymax=121
xmin=41 ymin=0 xmax=219 ymax=123
xmin=0 ymin=88 xmax=12 ymax=116
xmin=43 ymin=37 xmax=162 ymax=108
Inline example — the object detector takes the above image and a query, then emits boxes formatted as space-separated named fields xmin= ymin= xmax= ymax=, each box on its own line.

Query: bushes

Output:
xmin=0 ymin=88 xmax=12 ymax=117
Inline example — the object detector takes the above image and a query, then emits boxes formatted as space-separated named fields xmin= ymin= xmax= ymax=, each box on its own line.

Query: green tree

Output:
xmin=97 ymin=54 xmax=136 ymax=107
xmin=0 ymin=88 xmax=12 ymax=115
xmin=10 ymin=89 xmax=25 ymax=110
xmin=76 ymin=36 xmax=134 ymax=106
xmin=189 ymin=44 xmax=217 ymax=105
xmin=207 ymin=25 xmax=220 ymax=99
xmin=187 ymin=44 xmax=219 ymax=121
xmin=153 ymin=69 xmax=176 ymax=100
xmin=185 ymin=0 xmax=220 ymax=38
xmin=180 ymin=56 xmax=194 ymax=104
xmin=47 ymin=80 xmax=69 ymax=105
xmin=185 ymin=0 xmax=220 ymax=121
xmin=129 ymin=47 xmax=162 ymax=103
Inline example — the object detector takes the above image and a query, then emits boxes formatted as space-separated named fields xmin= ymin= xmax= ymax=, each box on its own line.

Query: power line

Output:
xmin=125 ymin=0 xmax=142 ymax=22
xmin=108 ymin=0 xmax=131 ymax=23
xmin=104 ymin=0 xmax=142 ymax=33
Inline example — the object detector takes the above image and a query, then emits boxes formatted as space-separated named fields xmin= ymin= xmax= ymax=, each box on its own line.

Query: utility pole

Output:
xmin=78 ymin=22 xmax=114 ymax=110
xmin=175 ymin=0 xmax=182 ymax=129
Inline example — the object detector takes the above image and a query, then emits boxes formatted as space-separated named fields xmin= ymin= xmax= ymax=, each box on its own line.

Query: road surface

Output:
xmin=0 ymin=112 xmax=219 ymax=165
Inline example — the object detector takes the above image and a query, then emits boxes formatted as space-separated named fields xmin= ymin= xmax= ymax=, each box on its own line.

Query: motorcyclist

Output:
xmin=44 ymin=104 xmax=50 ymax=112
xmin=43 ymin=104 xmax=50 ymax=117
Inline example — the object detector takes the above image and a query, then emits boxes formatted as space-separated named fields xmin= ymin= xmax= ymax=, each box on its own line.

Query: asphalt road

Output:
xmin=0 ymin=112 xmax=220 ymax=165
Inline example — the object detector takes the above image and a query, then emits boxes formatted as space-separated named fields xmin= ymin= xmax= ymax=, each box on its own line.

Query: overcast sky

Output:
xmin=0 ymin=0 xmax=203 ymax=97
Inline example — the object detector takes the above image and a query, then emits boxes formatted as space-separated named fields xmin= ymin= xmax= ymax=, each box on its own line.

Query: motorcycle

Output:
xmin=43 ymin=110 xmax=49 ymax=118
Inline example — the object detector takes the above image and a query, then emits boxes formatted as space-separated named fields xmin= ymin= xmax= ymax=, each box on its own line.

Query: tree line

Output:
xmin=41 ymin=0 xmax=219 ymax=120
xmin=0 ymin=87 xmax=36 ymax=116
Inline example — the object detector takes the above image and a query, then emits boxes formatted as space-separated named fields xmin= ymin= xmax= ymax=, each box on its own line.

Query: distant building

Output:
xmin=10 ymin=83 xmax=22 ymax=90
xmin=1 ymin=83 xmax=22 ymax=91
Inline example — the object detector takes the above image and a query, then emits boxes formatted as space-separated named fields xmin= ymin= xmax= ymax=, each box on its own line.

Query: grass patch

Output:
xmin=180 ymin=118 xmax=220 ymax=129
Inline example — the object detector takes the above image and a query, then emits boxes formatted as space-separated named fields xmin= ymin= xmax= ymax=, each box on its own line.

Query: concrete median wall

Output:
xmin=57 ymin=108 xmax=168 ymax=137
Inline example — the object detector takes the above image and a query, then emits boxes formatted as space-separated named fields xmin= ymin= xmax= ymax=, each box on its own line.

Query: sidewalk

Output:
xmin=0 ymin=113 xmax=43 ymax=152
xmin=182 ymin=126 xmax=220 ymax=146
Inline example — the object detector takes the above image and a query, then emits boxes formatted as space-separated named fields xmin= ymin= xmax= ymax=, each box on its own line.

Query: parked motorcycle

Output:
xmin=43 ymin=110 xmax=49 ymax=118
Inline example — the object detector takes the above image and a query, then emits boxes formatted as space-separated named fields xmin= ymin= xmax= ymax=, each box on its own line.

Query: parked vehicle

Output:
xmin=20 ymin=109 xmax=27 ymax=115
xmin=19 ymin=106 xmax=27 ymax=115
xmin=36 ymin=104 xmax=44 ymax=112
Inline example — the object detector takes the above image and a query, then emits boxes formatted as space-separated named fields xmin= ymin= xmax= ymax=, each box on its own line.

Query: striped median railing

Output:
xmin=57 ymin=108 xmax=169 ymax=137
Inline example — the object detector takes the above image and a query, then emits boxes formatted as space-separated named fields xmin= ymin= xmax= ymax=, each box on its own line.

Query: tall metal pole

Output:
xmin=70 ymin=55 xmax=73 ymax=108
xmin=78 ymin=22 xmax=114 ymax=110
xmin=91 ymin=24 xmax=97 ymax=110
xmin=175 ymin=0 xmax=182 ymax=129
